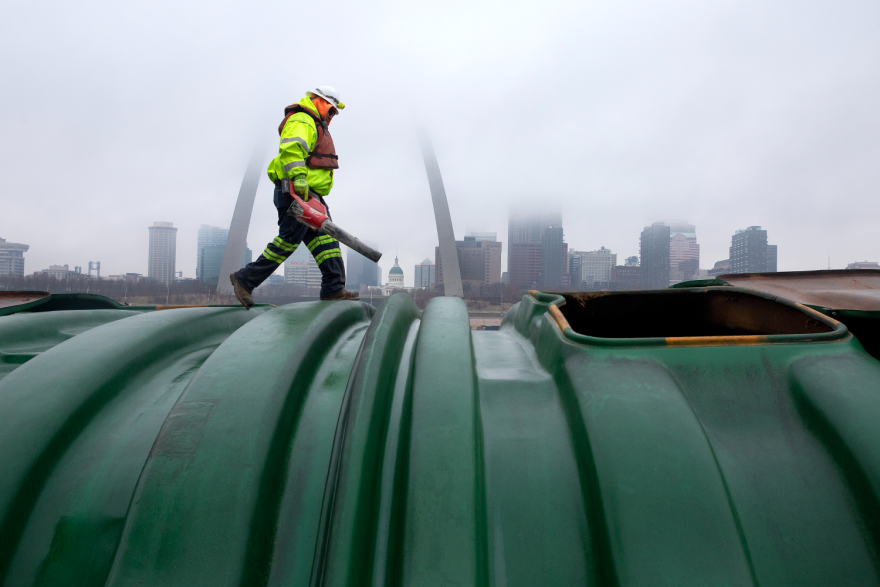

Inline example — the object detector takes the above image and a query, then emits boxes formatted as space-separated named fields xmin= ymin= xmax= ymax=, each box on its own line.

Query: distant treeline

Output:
xmin=0 ymin=273 xmax=212 ymax=299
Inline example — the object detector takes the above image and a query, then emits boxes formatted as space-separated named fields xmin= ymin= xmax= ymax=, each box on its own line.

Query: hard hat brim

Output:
xmin=310 ymin=89 xmax=345 ymax=111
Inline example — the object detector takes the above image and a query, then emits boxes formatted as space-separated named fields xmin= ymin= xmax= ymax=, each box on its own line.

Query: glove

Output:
xmin=293 ymin=174 xmax=309 ymax=200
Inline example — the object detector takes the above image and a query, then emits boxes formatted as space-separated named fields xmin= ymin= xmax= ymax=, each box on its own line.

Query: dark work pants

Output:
xmin=234 ymin=182 xmax=345 ymax=298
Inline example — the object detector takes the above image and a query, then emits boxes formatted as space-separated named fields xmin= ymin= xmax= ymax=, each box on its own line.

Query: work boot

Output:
xmin=229 ymin=273 xmax=254 ymax=309
xmin=320 ymin=289 xmax=360 ymax=301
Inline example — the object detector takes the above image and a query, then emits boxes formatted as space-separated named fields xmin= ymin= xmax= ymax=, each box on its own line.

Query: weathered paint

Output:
xmin=669 ymin=272 xmax=880 ymax=359
xmin=720 ymin=269 xmax=880 ymax=311
xmin=1 ymin=291 xmax=879 ymax=585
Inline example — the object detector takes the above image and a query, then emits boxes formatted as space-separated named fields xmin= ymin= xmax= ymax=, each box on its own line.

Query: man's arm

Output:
xmin=278 ymin=117 xmax=317 ymax=196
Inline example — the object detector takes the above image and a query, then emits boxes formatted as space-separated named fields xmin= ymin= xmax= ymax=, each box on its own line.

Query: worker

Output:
xmin=230 ymin=86 xmax=359 ymax=308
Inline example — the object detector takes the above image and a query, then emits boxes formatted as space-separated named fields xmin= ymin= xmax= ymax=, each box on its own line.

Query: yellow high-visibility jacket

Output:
xmin=266 ymin=96 xmax=334 ymax=196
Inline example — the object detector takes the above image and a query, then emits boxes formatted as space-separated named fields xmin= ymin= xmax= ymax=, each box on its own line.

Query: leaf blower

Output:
xmin=281 ymin=178 xmax=382 ymax=263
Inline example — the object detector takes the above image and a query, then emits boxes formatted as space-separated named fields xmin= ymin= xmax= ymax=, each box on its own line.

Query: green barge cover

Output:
xmin=1 ymin=287 xmax=879 ymax=586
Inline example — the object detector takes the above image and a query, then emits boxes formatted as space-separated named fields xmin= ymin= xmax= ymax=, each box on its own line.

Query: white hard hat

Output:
xmin=310 ymin=86 xmax=345 ymax=111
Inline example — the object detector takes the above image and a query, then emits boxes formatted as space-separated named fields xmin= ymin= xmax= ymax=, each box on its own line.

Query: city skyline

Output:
xmin=11 ymin=213 xmax=880 ymax=289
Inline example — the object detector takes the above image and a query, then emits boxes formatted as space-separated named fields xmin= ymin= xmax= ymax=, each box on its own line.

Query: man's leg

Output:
xmin=233 ymin=183 xmax=307 ymax=295
xmin=303 ymin=196 xmax=349 ymax=299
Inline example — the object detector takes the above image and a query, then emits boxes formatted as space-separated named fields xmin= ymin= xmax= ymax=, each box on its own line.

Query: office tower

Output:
xmin=507 ymin=207 xmax=562 ymax=287
xmin=466 ymin=232 xmax=497 ymax=242
xmin=284 ymin=261 xmax=321 ymax=289
xmin=669 ymin=223 xmax=700 ymax=284
xmin=196 ymin=225 xmax=252 ymax=285
xmin=0 ymin=237 xmax=29 ymax=276
xmin=625 ymin=256 xmax=639 ymax=267
xmin=611 ymin=265 xmax=641 ymax=290
xmin=346 ymin=248 xmax=379 ymax=291
xmin=198 ymin=245 xmax=252 ymax=286
xmin=414 ymin=258 xmax=436 ymax=289
xmin=569 ymin=254 xmax=582 ymax=289
xmin=561 ymin=242 xmax=570 ymax=287
xmin=484 ymin=241 xmax=503 ymax=285
xmin=640 ymin=222 xmax=671 ymax=289
xmin=148 ymin=221 xmax=177 ymax=285
xmin=284 ymin=246 xmax=321 ymax=289
xmin=197 ymin=225 xmax=230 ymax=278
xmin=508 ymin=243 xmax=542 ymax=288
xmin=729 ymin=226 xmax=771 ymax=274
xmin=570 ymin=247 xmax=617 ymax=289
xmin=435 ymin=238 xmax=503 ymax=290
xmin=767 ymin=245 xmax=778 ymax=273
xmin=539 ymin=227 xmax=564 ymax=288
xmin=508 ymin=208 xmax=561 ymax=247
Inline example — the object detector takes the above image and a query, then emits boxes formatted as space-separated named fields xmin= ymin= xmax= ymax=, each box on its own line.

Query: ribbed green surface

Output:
xmin=0 ymin=293 xmax=133 ymax=317
xmin=0 ymin=292 xmax=879 ymax=586
xmin=0 ymin=310 xmax=145 ymax=382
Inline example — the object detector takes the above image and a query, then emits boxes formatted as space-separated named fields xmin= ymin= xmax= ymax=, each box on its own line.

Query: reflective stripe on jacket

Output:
xmin=266 ymin=96 xmax=334 ymax=196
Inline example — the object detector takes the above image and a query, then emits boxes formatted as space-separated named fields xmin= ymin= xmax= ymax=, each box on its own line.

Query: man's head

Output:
xmin=309 ymin=94 xmax=337 ymax=120
xmin=308 ymin=86 xmax=345 ymax=120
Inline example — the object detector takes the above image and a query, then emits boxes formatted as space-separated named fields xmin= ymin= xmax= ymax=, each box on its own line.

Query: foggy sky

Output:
xmin=2 ymin=0 xmax=879 ymax=286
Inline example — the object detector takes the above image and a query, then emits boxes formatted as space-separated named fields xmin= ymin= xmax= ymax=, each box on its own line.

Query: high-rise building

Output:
xmin=148 ymin=222 xmax=177 ymax=285
xmin=388 ymin=256 xmax=404 ymax=288
xmin=767 ymin=245 xmax=778 ymax=273
xmin=611 ymin=265 xmax=641 ymax=290
xmin=196 ymin=225 xmax=251 ymax=285
xmin=508 ymin=209 xmax=561 ymax=248
xmin=284 ymin=246 xmax=321 ymax=289
xmin=640 ymin=222 xmax=670 ymax=290
xmin=569 ymin=254 xmax=582 ymax=289
xmin=669 ymin=223 xmax=700 ymax=284
xmin=198 ymin=245 xmax=252 ymax=286
xmin=484 ymin=240 xmax=503 ymax=286
xmin=198 ymin=246 xmax=252 ymax=287
xmin=414 ymin=258 xmax=435 ymax=289
xmin=466 ymin=232 xmax=497 ymax=242
xmin=540 ymin=227 xmax=565 ymax=288
xmin=436 ymin=238 xmax=503 ymax=290
xmin=570 ymin=247 xmax=617 ymax=289
xmin=624 ymin=256 xmax=639 ymax=267
xmin=346 ymin=248 xmax=379 ymax=291
xmin=508 ymin=243 xmax=542 ymax=288
xmin=0 ymin=237 xmax=29 ymax=277
xmin=507 ymin=207 xmax=562 ymax=287
xmin=729 ymin=226 xmax=774 ymax=274
xmin=197 ymin=225 xmax=230 ymax=278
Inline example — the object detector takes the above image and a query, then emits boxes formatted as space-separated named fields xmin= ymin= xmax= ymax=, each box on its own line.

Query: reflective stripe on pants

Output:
xmin=233 ymin=184 xmax=346 ymax=298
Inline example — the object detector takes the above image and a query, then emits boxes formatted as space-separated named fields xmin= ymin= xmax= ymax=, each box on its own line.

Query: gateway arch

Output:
xmin=417 ymin=131 xmax=463 ymax=297
xmin=216 ymin=131 xmax=463 ymax=297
